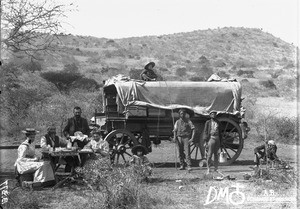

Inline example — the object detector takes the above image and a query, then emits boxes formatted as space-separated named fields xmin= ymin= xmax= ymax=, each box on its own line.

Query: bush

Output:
xmin=175 ymin=67 xmax=187 ymax=77
xmin=253 ymin=115 xmax=296 ymax=144
xmin=259 ymin=80 xmax=277 ymax=89
xmin=21 ymin=60 xmax=42 ymax=73
xmin=129 ymin=68 xmax=142 ymax=80
xmin=81 ymin=158 xmax=159 ymax=208
xmin=189 ymin=76 xmax=206 ymax=81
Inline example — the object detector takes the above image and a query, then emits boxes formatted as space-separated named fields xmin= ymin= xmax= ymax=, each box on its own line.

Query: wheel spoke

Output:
xmin=190 ymin=144 xmax=196 ymax=153
xmin=223 ymin=148 xmax=232 ymax=159
xmin=121 ymin=154 xmax=126 ymax=162
xmin=124 ymin=151 xmax=132 ymax=157
xmin=120 ymin=134 xmax=125 ymax=144
xmin=222 ymin=122 xmax=229 ymax=138
xmin=228 ymin=127 xmax=237 ymax=135
xmin=116 ymin=154 xmax=120 ymax=164
xmin=227 ymin=146 xmax=238 ymax=153
xmin=195 ymin=146 xmax=198 ymax=160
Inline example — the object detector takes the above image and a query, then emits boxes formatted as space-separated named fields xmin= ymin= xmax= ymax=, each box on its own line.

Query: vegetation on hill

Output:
xmin=0 ymin=27 xmax=297 ymax=142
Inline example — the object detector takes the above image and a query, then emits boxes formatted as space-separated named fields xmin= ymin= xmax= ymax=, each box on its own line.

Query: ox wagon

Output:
xmin=94 ymin=76 xmax=249 ymax=166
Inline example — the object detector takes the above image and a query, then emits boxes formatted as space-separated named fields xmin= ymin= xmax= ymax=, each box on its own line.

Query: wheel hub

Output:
xmin=116 ymin=144 xmax=126 ymax=153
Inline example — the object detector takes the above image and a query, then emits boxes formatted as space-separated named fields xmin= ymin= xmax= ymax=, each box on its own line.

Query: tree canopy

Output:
xmin=1 ymin=0 xmax=75 ymax=57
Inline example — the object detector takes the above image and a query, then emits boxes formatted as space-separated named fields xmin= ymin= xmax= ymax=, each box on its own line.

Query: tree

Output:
xmin=1 ymin=0 xmax=74 ymax=57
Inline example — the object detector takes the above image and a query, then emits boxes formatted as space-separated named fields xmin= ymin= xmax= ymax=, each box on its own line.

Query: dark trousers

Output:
xmin=207 ymin=136 xmax=220 ymax=170
xmin=177 ymin=136 xmax=191 ymax=167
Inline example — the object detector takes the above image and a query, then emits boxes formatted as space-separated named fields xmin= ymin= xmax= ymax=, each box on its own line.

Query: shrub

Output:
xmin=189 ymin=76 xmax=206 ymax=81
xmin=21 ymin=60 xmax=42 ymax=73
xmin=253 ymin=114 xmax=296 ymax=144
xmin=175 ymin=67 xmax=187 ymax=77
xmin=129 ymin=68 xmax=141 ymax=80
xmin=81 ymin=158 xmax=159 ymax=208
xmin=259 ymin=80 xmax=276 ymax=89
xmin=217 ymin=70 xmax=230 ymax=78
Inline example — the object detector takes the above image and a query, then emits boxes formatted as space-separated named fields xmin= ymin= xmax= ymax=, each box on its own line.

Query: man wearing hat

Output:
xmin=254 ymin=140 xmax=279 ymax=167
xmin=203 ymin=110 xmax=221 ymax=174
xmin=140 ymin=62 xmax=157 ymax=81
xmin=173 ymin=108 xmax=195 ymax=171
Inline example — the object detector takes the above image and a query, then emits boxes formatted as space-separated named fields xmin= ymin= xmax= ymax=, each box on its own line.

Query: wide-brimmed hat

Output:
xmin=177 ymin=108 xmax=194 ymax=117
xmin=209 ymin=110 xmax=217 ymax=114
xmin=22 ymin=128 xmax=39 ymax=135
xmin=131 ymin=144 xmax=147 ymax=155
xmin=268 ymin=140 xmax=276 ymax=145
xmin=144 ymin=62 xmax=155 ymax=70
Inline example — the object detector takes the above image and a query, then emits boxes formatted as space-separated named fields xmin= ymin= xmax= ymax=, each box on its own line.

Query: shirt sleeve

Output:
xmin=173 ymin=120 xmax=178 ymax=131
xmin=40 ymin=136 xmax=47 ymax=148
xmin=188 ymin=120 xmax=195 ymax=129
xmin=17 ymin=145 xmax=35 ymax=162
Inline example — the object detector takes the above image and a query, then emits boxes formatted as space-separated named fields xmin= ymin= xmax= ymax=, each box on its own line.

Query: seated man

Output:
xmin=40 ymin=125 xmax=75 ymax=172
xmin=254 ymin=140 xmax=279 ymax=167
xmin=140 ymin=62 xmax=157 ymax=81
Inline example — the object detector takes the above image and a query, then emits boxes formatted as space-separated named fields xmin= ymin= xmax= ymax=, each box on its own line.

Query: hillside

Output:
xmin=0 ymin=27 xmax=297 ymax=139
xmin=41 ymin=27 xmax=297 ymax=81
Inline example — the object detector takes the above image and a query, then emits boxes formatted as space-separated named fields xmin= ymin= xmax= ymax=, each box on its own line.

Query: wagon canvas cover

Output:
xmin=104 ymin=75 xmax=242 ymax=115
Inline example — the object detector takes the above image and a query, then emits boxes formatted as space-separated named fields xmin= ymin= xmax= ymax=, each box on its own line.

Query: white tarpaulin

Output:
xmin=104 ymin=75 xmax=242 ymax=115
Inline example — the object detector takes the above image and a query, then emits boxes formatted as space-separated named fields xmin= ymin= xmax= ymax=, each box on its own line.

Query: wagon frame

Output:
xmin=94 ymin=77 xmax=249 ymax=166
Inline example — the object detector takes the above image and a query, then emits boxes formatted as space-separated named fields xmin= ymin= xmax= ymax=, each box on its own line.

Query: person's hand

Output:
xmin=173 ymin=137 xmax=177 ymax=143
xmin=188 ymin=138 xmax=193 ymax=144
xmin=256 ymin=153 xmax=261 ymax=158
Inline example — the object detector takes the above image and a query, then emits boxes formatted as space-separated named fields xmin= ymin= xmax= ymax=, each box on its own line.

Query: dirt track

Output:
xmin=0 ymin=135 xmax=297 ymax=181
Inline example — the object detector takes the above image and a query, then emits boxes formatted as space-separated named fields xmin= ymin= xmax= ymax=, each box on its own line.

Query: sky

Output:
xmin=60 ymin=0 xmax=299 ymax=45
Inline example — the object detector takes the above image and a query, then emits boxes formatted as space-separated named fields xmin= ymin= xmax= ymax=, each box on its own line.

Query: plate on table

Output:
xmin=80 ymin=149 xmax=93 ymax=153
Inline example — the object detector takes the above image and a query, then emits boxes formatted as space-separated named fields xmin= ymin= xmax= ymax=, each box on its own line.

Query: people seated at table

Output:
xmin=14 ymin=128 xmax=55 ymax=188
xmin=40 ymin=125 xmax=75 ymax=172
xmin=130 ymin=145 xmax=152 ymax=180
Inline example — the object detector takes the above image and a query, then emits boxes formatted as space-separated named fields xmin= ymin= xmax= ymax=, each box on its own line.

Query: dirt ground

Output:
xmin=0 ymin=133 xmax=298 ymax=208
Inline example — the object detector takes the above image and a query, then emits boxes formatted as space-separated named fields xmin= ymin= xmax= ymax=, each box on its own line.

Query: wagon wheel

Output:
xmin=189 ymin=141 xmax=204 ymax=166
xmin=218 ymin=117 xmax=243 ymax=165
xmin=104 ymin=129 xmax=138 ymax=165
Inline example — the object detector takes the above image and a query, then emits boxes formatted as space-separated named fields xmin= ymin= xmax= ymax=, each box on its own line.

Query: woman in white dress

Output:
xmin=14 ymin=128 xmax=55 ymax=187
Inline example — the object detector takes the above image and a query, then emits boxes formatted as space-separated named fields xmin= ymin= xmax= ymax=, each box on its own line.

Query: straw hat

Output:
xmin=21 ymin=128 xmax=39 ymax=135
xmin=131 ymin=144 xmax=147 ymax=155
xmin=144 ymin=62 xmax=155 ymax=70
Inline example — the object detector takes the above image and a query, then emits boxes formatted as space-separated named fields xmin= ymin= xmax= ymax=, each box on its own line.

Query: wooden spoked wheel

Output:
xmin=218 ymin=117 xmax=243 ymax=165
xmin=104 ymin=129 xmax=138 ymax=165
xmin=189 ymin=117 xmax=243 ymax=166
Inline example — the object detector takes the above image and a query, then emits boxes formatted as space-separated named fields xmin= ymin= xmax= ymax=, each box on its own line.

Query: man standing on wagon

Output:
xmin=173 ymin=108 xmax=195 ymax=171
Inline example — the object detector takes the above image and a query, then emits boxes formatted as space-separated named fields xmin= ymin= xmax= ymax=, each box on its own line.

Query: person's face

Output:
xmin=48 ymin=127 xmax=56 ymax=135
xmin=179 ymin=111 xmax=186 ymax=119
xmin=93 ymin=133 xmax=101 ymax=141
xmin=210 ymin=112 xmax=216 ymax=119
xmin=137 ymin=150 xmax=143 ymax=156
xmin=28 ymin=134 xmax=36 ymax=142
xmin=74 ymin=109 xmax=81 ymax=118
